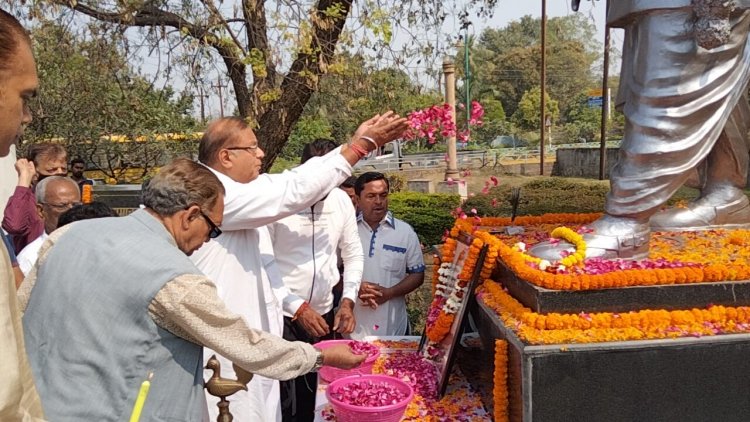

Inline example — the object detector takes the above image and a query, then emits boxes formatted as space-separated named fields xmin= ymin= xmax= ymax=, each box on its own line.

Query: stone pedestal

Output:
xmin=406 ymin=179 xmax=434 ymax=193
xmin=436 ymin=180 xmax=468 ymax=200
xmin=471 ymin=300 xmax=750 ymax=422
xmin=496 ymin=264 xmax=750 ymax=314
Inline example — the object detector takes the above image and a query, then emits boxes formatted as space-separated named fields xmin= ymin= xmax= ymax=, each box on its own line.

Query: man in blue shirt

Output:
xmin=350 ymin=172 xmax=424 ymax=339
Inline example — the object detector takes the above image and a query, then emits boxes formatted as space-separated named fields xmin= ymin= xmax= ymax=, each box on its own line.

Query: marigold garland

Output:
xmin=431 ymin=253 xmax=442 ymax=295
xmin=493 ymin=340 xmax=509 ymax=422
xmin=449 ymin=213 xmax=750 ymax=291
xmin=550 ymin=226 xmax=586 ymax=267
xmin=426 ymin=238 xmax=485 ymax=343
xmin=81 ymin=184 xmax=93 ymax=204
xmin=478 ymin=279 xmax=750 ymax=344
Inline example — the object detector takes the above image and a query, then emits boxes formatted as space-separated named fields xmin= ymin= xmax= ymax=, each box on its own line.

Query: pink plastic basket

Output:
xmin=326 ymin=374 xmax=413 ymax=422
xmin=315 ymin=340 xmax=380 ymax=383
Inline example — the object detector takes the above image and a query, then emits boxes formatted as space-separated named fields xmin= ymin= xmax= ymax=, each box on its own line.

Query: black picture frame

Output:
xmin=419 ymin=231 xmax=490 ymax=398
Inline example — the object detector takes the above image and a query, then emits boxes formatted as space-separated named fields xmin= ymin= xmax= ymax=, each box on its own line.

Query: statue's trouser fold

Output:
xmin=607 ymin=9 xmax=750 ymax=220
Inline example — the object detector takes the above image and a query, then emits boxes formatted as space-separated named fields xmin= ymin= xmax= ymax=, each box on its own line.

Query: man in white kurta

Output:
xmin=190 ymin=115 xmax=407 ymax=421
xmin=268 ymin=139 xmax=364 ymax=421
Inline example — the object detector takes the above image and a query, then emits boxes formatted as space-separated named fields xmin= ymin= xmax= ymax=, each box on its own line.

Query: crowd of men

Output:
xmin=1 ymin=8 xmax=425 ymax=422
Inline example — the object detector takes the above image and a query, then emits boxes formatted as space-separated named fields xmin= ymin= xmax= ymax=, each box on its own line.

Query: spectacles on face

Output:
xmin=42 ymin=201 xmax=82 ymax=211
xmin=225 ymin=145 xmax=259 ymax=154
xmin=199 ymin=209 xmax=222 ymax=239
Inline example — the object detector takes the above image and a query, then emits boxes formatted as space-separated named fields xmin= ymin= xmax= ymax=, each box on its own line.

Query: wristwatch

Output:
xmin=313 ymin=348 xmax=325 ymax=372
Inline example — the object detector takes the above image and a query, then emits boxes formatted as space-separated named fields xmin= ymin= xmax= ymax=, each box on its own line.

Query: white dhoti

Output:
xmin=607 ymin=8 xmax=750 ymax=219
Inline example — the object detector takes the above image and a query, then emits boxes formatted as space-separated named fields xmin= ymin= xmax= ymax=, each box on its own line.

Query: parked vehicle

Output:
xmin=353 ymin=141 xmax=490 ymax=172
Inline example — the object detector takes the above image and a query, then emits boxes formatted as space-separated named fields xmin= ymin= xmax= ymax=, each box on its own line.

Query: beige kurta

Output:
xmin=0 ymin=236 xmax=45 ymax=421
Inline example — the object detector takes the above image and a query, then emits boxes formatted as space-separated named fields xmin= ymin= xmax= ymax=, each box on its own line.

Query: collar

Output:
xmin=357 ymin=210 xmax=395 ymax=228
xmin=203 ymin=163 xmax=235 ymax=186
xmin=130 ymin=208 xmax=178 ymax=248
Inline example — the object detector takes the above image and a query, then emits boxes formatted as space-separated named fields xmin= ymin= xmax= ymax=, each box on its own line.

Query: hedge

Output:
xmin=389 ymin=191 xmax=461 ymax=247
xmin=463 ymin=177 xmax=700 ymax=217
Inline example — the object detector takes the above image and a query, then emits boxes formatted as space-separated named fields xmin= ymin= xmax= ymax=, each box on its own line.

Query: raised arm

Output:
xmin=218 ymin=112 xmax=408 ymax=231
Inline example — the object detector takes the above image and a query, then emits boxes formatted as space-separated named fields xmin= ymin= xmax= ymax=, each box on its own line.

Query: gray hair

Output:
xmin=141 ymin=158 xmax=225 ymax=216
xmin=35 ymin=176 xmax=79 ymax=203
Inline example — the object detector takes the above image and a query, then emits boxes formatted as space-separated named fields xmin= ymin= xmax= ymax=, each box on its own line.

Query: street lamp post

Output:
xmin=539 ymin=0 xmax=547 ymax=175
xmin=464 ymin=24 xmax=471 ymax=144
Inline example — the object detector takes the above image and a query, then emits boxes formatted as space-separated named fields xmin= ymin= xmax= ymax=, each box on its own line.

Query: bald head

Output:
xmin=35 ymin=176 xmax=81 ymax=234
xmin=198 ymin=117 xmax=251 ymax=166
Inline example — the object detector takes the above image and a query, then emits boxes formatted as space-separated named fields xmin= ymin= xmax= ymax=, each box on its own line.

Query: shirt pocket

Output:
xmin=381 ymin=244 xmax=406 ymax=272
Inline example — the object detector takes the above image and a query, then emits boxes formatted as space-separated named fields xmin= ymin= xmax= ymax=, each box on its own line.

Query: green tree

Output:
xmin=561 ymin=93 xmax=602 ymax=143
xmin=16 ymin=0 xmax=497 ymax=170
xmin=512 ymin=86 xmax=559 ymax=130
xmin=25 ymin=22 xmax=197 ymax=182
xmin=283 ymin=115 xmax=334 ymax=160
xmin=303 ymin=54 xmax=441 ymax=143
xmin=471 ymin=14 xmax=600 ymax=119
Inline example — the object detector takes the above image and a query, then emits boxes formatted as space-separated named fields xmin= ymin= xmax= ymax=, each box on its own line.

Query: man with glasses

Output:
xmin=3 ymin=142 xmax=67 ymax=253
xmin=17 ymin=176 xmax=80 ymax=275
xmin=20 ymin=158 xmax=365 ymax=421
xmin=192 ymin=113 xmax=408 ymax=422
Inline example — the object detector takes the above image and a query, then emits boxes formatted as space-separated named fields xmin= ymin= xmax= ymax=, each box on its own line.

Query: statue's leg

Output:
xmin=650 ymin=89 xmax=750 ymax=230
xmin=607 ymin=9 xmax=750 ymax=221
xmin=531 ymin=9 xmax=750 ymax=260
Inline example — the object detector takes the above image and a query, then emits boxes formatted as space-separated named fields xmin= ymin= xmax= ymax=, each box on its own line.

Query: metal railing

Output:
xmin=353 ymin=141 xmax=622 ymax=173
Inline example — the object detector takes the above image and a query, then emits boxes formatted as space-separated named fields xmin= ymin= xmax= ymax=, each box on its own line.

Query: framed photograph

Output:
xmin=420 ymin=231 xmax=489 ymax=397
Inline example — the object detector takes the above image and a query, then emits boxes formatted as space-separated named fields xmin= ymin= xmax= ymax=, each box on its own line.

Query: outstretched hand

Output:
xmin=355 ymin=111 xmax=409 ymax=148
xmin=320 ymin=344 xmax=366 ymax=370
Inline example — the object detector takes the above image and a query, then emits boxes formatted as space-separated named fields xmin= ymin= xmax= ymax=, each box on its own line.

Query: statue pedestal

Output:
xmin=496 ymin=263 xmax=750 ymax=314
xmin=472 ymin=299 xmax=750 ymax=422
xmin=436 ymin=180 xmax=467 ymax=200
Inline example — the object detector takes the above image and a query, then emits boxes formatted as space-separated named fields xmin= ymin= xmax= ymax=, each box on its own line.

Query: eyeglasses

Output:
xmin=42 ymin=201 xmax=82 ymax=211
xmin=225 ymin=145 xmax=259 ymax=153
xmin=199 ymin=210 xmax=222 ymax=239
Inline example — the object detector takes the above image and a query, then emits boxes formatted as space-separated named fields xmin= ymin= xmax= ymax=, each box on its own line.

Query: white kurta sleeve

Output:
xmin=337 ymin=193 xmax=363 ymax=303
xmin=218 ymin=147 xmax=353 ymax=231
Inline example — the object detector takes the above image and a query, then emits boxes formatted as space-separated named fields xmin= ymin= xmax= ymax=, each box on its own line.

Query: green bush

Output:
xmin=389 ymin=192 xmax=461 ymax=247
xmin=385 ymin=172 xmax=407 ymax=193
xmin=463 ymin=177 xmax=700 ymax=217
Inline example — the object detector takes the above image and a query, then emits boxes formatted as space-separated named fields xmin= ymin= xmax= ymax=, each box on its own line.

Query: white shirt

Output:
xmin=350 ymin=212 xmax=425 ymax=340
xmin=17 ymin=232 xmax=47 ymax=276
xmin=268 ymin=188 xmax=363 ymax=316
xmin=190 ymin=148 xmax=353 ymax=422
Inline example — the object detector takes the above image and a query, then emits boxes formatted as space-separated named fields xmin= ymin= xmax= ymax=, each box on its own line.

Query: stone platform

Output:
xmin=471 ymin=299 xmax=750 ymax=422
xmin=497 ymin=263 xmax=750 ymax=314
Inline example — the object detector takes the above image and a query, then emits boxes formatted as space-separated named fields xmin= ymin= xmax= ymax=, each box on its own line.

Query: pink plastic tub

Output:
xmin=314 ymin=339 xmax=380 ymax=383
xmin=326 ymin=374 xmax=413 ymax=422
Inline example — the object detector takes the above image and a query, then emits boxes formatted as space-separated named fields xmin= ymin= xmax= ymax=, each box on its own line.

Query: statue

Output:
xmin=533 ymin=0 xmax=750 ymax=261
xmin=204 ymin=355 xmax=254 ymax=422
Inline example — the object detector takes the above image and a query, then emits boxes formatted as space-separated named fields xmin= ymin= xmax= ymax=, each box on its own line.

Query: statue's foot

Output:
xmin=529 ymin=215 xmax=650 ymax=262
xmin=650 ymin=191 xmax=750 ymax=231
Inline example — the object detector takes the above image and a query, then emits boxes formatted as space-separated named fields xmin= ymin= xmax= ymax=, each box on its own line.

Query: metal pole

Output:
xmin=599 ymin=0 xmax=611 ymax=180
xmin=539 ymin=0 xmax=547 ymax=175
xmin=213 ymin=77 xmax=226 ymax=118
xmin=444 ymin=59 xmax=459 ymax=180
xmin=198 ymin=85 xmax=206 ymax=123
xmin=465 ymin=27 xmax=471 ymax=143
